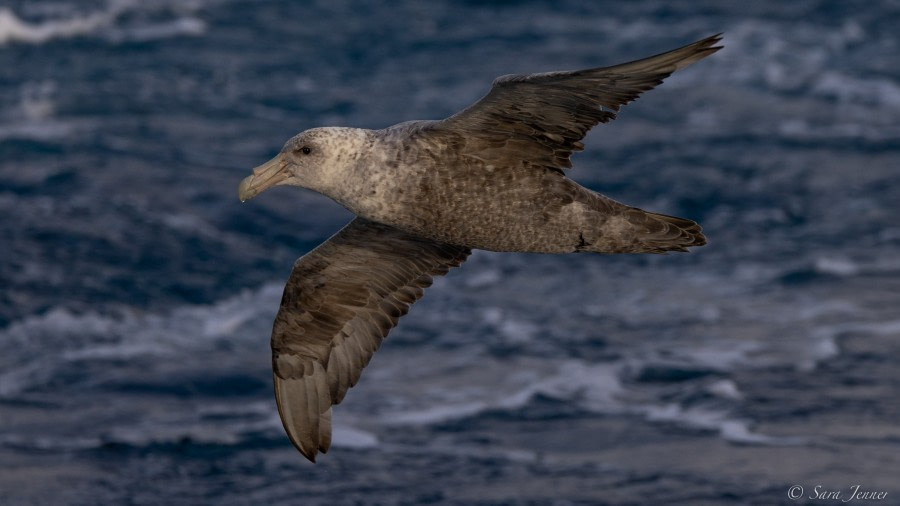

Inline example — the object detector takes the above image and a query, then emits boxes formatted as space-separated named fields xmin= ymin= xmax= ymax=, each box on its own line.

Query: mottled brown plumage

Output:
xmin=238 ymin=34 xmax=722 ymax=461
xmin=271 ymin=218 xmax=469 ymax=460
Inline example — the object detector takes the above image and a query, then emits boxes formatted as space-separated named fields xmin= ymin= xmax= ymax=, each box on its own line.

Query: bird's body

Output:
xmin=238 ymin=34 xmax=722 ymax=461
xmin=263 ymin=121 xmax=703 ymax=255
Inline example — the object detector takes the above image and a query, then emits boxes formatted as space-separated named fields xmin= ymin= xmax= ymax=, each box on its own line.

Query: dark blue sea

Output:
xmin=2 ymin=1 xmax=899 ymax=504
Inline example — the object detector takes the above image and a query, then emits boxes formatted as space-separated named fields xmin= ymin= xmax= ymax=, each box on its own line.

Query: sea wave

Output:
xmin=359 ymin=350 xmax=796 ymax=447
xmin=0 ymin=6 xmax=113 ymax=45
xmin=0 ymin=1 xmax=206 ymax=46
xmin=0 ymin=282 xmax=283 ymax=397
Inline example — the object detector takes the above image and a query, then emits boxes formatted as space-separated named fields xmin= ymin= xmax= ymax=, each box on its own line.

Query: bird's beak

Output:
xmin=238 ymin=154 xmax=290 ymax=202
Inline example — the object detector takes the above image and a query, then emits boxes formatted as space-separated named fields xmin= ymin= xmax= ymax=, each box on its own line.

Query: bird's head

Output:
xmin=238 ymin=127 xmax=369 ymax=202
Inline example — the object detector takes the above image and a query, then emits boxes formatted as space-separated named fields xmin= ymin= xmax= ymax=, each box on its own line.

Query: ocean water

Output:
xmin=2 ymin=1 xmax=899 ymax=504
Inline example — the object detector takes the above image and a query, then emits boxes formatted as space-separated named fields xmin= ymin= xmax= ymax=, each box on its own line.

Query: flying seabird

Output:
xmin=238 ymin=34 xmax=722 ymax=462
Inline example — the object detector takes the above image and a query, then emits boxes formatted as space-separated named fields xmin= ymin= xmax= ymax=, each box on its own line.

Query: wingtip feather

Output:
xmin=274 ymin=373 xmax=329 ymax=463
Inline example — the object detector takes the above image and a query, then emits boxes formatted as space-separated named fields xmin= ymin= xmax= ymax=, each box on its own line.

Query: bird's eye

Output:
xmin=301 ymin=146 xmax=312 ymax=155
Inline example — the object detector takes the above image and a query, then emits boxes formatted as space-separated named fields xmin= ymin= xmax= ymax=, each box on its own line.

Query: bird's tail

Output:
xmin=623 ymin=208 xmax=706 ymax=253
xmin=581 ymin=204 xmax=706 ymax=254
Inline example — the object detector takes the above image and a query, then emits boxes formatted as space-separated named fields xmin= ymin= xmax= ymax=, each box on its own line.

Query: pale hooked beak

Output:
xmin=238 ymin=154 xmax=290 ymax=202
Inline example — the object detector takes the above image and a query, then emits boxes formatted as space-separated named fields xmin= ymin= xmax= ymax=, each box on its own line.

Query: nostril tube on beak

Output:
xmin=237 ymin=154 xmax=288 ymax=202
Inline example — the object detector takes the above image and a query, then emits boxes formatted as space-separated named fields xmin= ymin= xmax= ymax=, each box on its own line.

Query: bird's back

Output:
xmin=363 ymin=124 xmax=703 ymax=254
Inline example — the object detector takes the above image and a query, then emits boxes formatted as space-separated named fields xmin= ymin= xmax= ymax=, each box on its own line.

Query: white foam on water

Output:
xmin=0 ymin=432 xmax=101 ymax=452
xmin=777 ymin=117 xmax=899 ymax=142
xmin=158 ymin=212 xmax=224 ymax=242
xmin=718 ymin=420 xmax=807 ymax=446
xmin=0 ymin=280 xmax=379 ymax=453
xmin=373 ymin=355 xmax=625 ymax=426
xmin=670 ymin=340 xmax=763 ymax=371
xmin=0 ymin=282 xmax=284 ymax=397
xmin=366 ymin=348 xmax=808 ymax=448
xmin=0 ymin=1 xmax=208 ymax=47
xmin=0 ymin=6 xmax=113 ymax=45
xmin=813 ymin=71 xmax=900 ymax=110
xmin=357 ymin=285 xmax=884 ymax=448
xmin=641 ymin=404 xmax=807 ymax=446
xmin=463 ymin=268 xmax=502 ymax=289
xmin=706 ymin=379 xmax=743 ymax=401
xmin=384 ymin=400 xmax=494 ymax=426
xmin=812 ymin=318 xmax=900 ymax=343
xmin=106 ymin=16 xmax=205 ymax=43
xmin=106 ymin=420 xmax=244 ymax=447
xmin=0 ymin=120 xmax=72 ymax=141
xmin=0 ymin=79 xmax=90 ymax=140
xmin=687 ymin=19 xmax=900 ymax=144
xmin=2 ymin=399 xmax=281 ymax=451
xmin=331 ymin=425 xmax=379 ymax=449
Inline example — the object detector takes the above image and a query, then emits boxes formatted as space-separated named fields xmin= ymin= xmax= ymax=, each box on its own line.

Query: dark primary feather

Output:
xmin=437 ymin=34 xmax=722 ymax=172
xmin=271 ymin=218 xmax=470 ymax=461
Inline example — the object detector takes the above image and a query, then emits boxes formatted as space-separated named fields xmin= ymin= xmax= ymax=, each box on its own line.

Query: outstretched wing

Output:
xmin=435 ymin=34 xmax=722 ymax=171
xmin=270 ymin=217 xmax=470 ymax=462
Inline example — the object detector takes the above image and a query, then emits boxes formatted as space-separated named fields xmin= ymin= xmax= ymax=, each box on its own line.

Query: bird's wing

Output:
xmin=434 ymin=34 xmax=722 ymax=171
xmin=270 ymin=217 xmax=470 ymax=462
